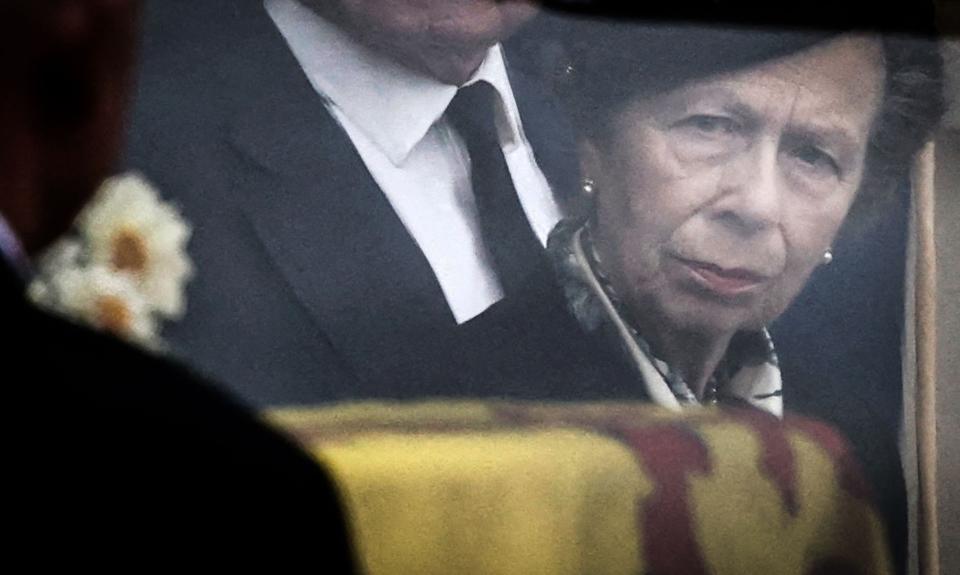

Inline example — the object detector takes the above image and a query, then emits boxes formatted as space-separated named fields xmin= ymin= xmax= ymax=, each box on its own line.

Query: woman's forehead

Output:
xmin=645 ymin=36 xmax=885 ymax=134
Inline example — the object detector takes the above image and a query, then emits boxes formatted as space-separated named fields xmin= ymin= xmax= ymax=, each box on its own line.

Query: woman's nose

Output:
xmin=712 ymin=141 xmax=783 ymax=236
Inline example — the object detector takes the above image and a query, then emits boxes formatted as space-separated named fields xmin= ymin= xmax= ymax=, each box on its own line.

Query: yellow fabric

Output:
xmin=269 ymin=401 xmax=892 ymax=575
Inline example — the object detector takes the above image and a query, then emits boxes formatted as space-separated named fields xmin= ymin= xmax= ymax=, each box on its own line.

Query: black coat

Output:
xmin=4 ymin=260 xmax=355 ymax=568
xmin=771 ymin=188 xmax=912 ymax=575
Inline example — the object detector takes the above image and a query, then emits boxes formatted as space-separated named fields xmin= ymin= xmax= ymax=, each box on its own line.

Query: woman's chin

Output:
xmin=653 ymin=292 xmax=762 ymax=339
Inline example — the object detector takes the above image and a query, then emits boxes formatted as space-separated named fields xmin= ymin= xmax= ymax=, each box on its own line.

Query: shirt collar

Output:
xmin=0 ymin=211 xmax=33 ymax=283
xmin=265 ymin=0 xmax=522 ymax=167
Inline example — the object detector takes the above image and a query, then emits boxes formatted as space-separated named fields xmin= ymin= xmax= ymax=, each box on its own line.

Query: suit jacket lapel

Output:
xmin=221 ymin=7 xmax=457 ymax=385
xmin=503 ymin=54 xmax=581 ymax=208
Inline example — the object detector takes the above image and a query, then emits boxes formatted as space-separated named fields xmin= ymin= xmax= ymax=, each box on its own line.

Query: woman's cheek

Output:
xmin=761 ymin=257 xmax=821 ymax=323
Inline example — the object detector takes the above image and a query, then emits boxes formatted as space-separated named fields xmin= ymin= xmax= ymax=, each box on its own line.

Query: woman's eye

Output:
xmin=681 ymin=115 xmax=739 ymax=136
xmin=668 ymin=114 xmax=746 ymax=162
xmin=792 ymin=145 xmax=840 ymax=176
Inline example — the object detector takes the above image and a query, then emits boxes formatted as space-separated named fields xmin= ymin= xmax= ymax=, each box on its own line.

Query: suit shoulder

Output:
xmin=16 ymin=301 xmax=251 ymax=422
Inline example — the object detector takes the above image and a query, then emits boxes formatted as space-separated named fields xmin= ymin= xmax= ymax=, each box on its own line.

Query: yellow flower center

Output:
xmin=111 ymin=228 xmax=150 ymax=274
xmin=95 ymin=295 xmax=133 ymax=336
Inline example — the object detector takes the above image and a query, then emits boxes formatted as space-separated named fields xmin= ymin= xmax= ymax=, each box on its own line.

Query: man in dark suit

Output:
xmin=2 ymin=1 xmax=355 ymax=566
xmin=126 ymin=0 xmax=630 ymax=406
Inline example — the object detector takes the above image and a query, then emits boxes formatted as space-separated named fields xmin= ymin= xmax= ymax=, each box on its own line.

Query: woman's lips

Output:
xmin=673 ymin=256 xmax=770 ymax=298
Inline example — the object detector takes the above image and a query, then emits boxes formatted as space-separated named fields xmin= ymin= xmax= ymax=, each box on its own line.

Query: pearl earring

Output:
xmin=581 ymin=177 xmax=596 ymax=196
xmin=822 ymin=248 xmax=834 ymax=265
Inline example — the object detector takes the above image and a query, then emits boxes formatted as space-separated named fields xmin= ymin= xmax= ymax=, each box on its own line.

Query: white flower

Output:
xmin=48 ymin=265 xmax=160 ymax=348
xmin=28 ymin=239 xmax=83 ymax=308
xmin=26 ymin=279 xmax=54 ymax=309
xmin=25 ymin=172 xmax=194 ymax=352
xmin=35 ymin=238 xmax=83 ymax=273
xmin=78 ymin=173 xmax=193 ymax=319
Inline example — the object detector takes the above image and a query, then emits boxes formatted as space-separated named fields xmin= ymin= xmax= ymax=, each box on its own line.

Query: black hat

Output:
xmin=537 ymin=0 xmax=942 ymax=134
xmin=527 ymin=0 xmax=945 ymax=226
xmin=537 ymin=0 xmax=941 ymax=37
xmin=564 ymin=23 xmax=835 ymax=102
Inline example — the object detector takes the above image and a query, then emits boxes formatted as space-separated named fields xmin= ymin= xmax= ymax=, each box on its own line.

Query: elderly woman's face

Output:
xmin=590 ymin=36 xmax=885 ymax=337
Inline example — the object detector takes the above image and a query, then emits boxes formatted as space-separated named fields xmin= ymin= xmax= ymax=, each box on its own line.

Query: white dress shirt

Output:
xmin=265 ymin=0 xmax=564 ymax=324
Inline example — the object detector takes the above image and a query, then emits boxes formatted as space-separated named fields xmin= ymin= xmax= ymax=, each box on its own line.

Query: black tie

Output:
xmin=446 ymin=82 xmax=548 ymax=297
